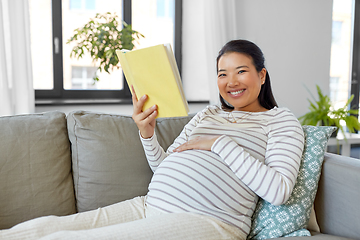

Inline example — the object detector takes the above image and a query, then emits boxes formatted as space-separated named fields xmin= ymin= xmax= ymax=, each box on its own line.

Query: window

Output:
xmin=329 ymin=0 xmax=360 ymax=127
xmin=329 ymin=0 xmax=354 ymax=110
xmin=330 ymin=77 xmax=341 ymax=102
xmin=30 ymin=0 xmax=182 ymax=104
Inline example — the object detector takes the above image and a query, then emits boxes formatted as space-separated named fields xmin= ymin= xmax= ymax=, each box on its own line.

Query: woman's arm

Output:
xmin=140 ymin=110 xmax=203 ymax=172
xmin=139 ymin=133 xmax=167 ymax=172
xmin=211 ymin=120 xmax=304 ymax=206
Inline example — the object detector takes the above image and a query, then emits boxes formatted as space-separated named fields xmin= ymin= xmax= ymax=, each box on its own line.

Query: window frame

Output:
xmin=35 ymin=0 xmax=182 ymax=105
xmin=350 ymin=0 xmax=360 ymax=118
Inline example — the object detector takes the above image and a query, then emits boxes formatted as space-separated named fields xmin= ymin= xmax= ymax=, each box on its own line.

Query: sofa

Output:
xmin=0 ymin=110 xmax=359 ymax=239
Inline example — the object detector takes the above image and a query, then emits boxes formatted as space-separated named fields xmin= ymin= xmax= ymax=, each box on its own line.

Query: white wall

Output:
xmin=182 ymin=0 xmax=333 ymax=117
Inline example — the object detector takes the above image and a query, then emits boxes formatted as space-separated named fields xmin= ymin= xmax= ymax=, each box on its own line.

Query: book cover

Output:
xmin=116 ymin=44 xmax=189 ymax=118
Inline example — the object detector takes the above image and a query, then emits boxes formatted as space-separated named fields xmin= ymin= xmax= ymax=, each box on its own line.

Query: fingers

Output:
xmin=131 ymin=85 xmax=144 ymax=115
xmin=133 ymin=94 xmax=152 ymax=120
xmin=133 ymin=102 xmax=157 ymax=121
xmin=131 ymin=85 xmax=137 ymax=98
xmin=131 ymin=85 xmax=138 ymax=104
xmin=134 ymin=94 xmax=146 ymax=112
xmin=174 ymin=143 xmax=192 ymax=152
xmin=131 ymin=86 xmax=157 ymax=122
xmin=139 ymin=105 xmax=158 ymax=123
xmin=174 ymin=138 xmax=198 ymax=152
xmin=130 ymin=85 xmax=155 ymax=119
xmin=136 ymin=107 xmax=158 ymax=139
xmin=174 ymin=136 xmax=219 ymax=153
xmin=131 ymin=86 xmax=151 ymax=116
xmin=130 ymin=85 xmax=157 ymax=139
xmin=132 ymin=102 xmax=158 ymax=137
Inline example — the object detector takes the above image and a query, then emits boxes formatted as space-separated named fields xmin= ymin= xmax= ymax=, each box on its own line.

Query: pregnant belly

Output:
xmin=146 ymin=150 xmax=257 ymax=215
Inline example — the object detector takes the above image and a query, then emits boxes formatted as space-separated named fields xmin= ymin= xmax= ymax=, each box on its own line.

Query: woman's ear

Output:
xmin=260 ymin=68 xmax=267 ymax=85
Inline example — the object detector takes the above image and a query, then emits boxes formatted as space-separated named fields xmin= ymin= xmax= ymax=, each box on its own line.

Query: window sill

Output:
xmin=35 ymin=98 xmax=132 ymax=106
xmin=35 ymin=99 xmax=209 ymax=106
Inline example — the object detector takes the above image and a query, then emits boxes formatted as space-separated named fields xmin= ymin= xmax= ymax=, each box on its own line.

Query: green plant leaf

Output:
xmin=298 ymin=84 xmax=360 ymax=140
xmin=66 ymin=12 xmax=144 ymax=81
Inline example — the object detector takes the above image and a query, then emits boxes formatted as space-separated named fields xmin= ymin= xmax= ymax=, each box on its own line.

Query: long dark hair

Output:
xmin=216 ymin=39 xmax=278 ymax=111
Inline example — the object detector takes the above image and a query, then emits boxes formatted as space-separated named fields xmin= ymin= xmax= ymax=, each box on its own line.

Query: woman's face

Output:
xmin=217 ymin=52 xmax=266 ymax=112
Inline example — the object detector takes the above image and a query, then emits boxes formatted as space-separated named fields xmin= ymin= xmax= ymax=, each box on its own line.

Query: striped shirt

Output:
xmin=140 ymin=105 xmax=304 ymax=237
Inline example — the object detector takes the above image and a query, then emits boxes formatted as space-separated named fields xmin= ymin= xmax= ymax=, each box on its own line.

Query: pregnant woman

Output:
xmin=0 ymin=39 xmax=304 ymax=240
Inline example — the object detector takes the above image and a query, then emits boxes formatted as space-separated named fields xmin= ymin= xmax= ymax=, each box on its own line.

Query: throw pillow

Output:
xmin=0 ymin=112 xmax=76 ymax=229
xmin=247 ymin=125 xmax=336 ymax=239
xmin=67 ymin=111 xmax=193 ymax=212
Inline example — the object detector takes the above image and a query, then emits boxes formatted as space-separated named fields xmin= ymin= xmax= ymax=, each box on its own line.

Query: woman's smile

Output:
xmin=229 ymin=89 xmax=246 ymax=97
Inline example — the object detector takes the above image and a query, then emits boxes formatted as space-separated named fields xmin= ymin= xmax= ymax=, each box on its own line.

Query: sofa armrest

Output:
xmin=314 ymin=152 xmax=360 ymax=239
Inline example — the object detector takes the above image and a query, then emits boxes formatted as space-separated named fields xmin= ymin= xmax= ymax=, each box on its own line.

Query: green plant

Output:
xmin=67 ymin=12 xmax=144 ymax=81
xmin=299 ymin=85 xmax=360 ymax=137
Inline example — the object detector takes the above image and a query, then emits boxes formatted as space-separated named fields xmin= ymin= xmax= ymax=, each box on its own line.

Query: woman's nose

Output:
xmin=227 ymin=75 xmax=239 ymax=87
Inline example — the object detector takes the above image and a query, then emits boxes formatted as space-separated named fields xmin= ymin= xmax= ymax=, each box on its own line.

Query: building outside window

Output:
xmin=69 ymin=0 xmax=96 ymax=11
xmin=71 ymin=66 xmax=98 ymax=89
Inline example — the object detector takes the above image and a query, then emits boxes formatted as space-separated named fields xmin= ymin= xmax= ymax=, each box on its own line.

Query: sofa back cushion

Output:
xmin=0 ymin=112 xmax=76 ymax=230
xmin=67 ymin=111 xmax=193 ymax=212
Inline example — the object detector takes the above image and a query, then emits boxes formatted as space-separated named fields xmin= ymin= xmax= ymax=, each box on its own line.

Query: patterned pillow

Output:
xmin=247 ymin=126 xmax=336 ymax=239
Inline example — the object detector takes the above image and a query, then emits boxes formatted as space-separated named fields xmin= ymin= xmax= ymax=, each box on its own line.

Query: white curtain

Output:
xmin=0 ymin=0 xmax=34 ymax=116
xmin=203 ymin=0 xmax=238 ymax=105
xmin=182 ymin=0 xmax=238 ymax=105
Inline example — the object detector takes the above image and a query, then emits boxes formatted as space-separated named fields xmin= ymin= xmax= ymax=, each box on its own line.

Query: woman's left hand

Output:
xmin=174 ymin=136 xmax=219 ymax=152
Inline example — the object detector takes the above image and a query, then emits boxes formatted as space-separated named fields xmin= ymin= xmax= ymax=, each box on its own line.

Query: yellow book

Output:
xmin=116 ymin=44 xmax=189 ymax=118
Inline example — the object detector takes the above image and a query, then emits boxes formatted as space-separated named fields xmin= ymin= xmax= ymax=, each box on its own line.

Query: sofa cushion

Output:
xmin=67 ymin=111 xmax=193 ymax=212
xmin=247 ymin=126 xmax=336 ymax=239
xmin=0 ymin=111 xmax=76 ymax=230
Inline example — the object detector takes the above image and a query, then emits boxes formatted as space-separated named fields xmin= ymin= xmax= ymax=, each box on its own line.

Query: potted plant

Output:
xmin=66 ymin=12 xmax=144 ymax=81
xmin=298 ymin=85 xmax=360 ymax=138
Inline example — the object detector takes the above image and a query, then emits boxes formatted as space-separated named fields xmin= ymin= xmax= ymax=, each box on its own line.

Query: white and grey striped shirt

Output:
xmin=141 ymin=105 xmax=304 ymax=236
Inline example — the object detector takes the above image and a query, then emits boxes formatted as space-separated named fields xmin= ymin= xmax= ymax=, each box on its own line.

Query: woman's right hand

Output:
xmin=131 ymin=86 xmax=158 ymax=139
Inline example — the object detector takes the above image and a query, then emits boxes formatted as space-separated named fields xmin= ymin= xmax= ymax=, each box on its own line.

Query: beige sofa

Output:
xmin=0 ymin=110 xmax=359 ymax=239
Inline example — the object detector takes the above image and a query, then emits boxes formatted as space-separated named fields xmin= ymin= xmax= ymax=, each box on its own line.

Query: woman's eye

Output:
xmin=218 ymin=73 xmax=226 ymax=78
xmin=238 ymin=70 xmax=245 ymax=74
